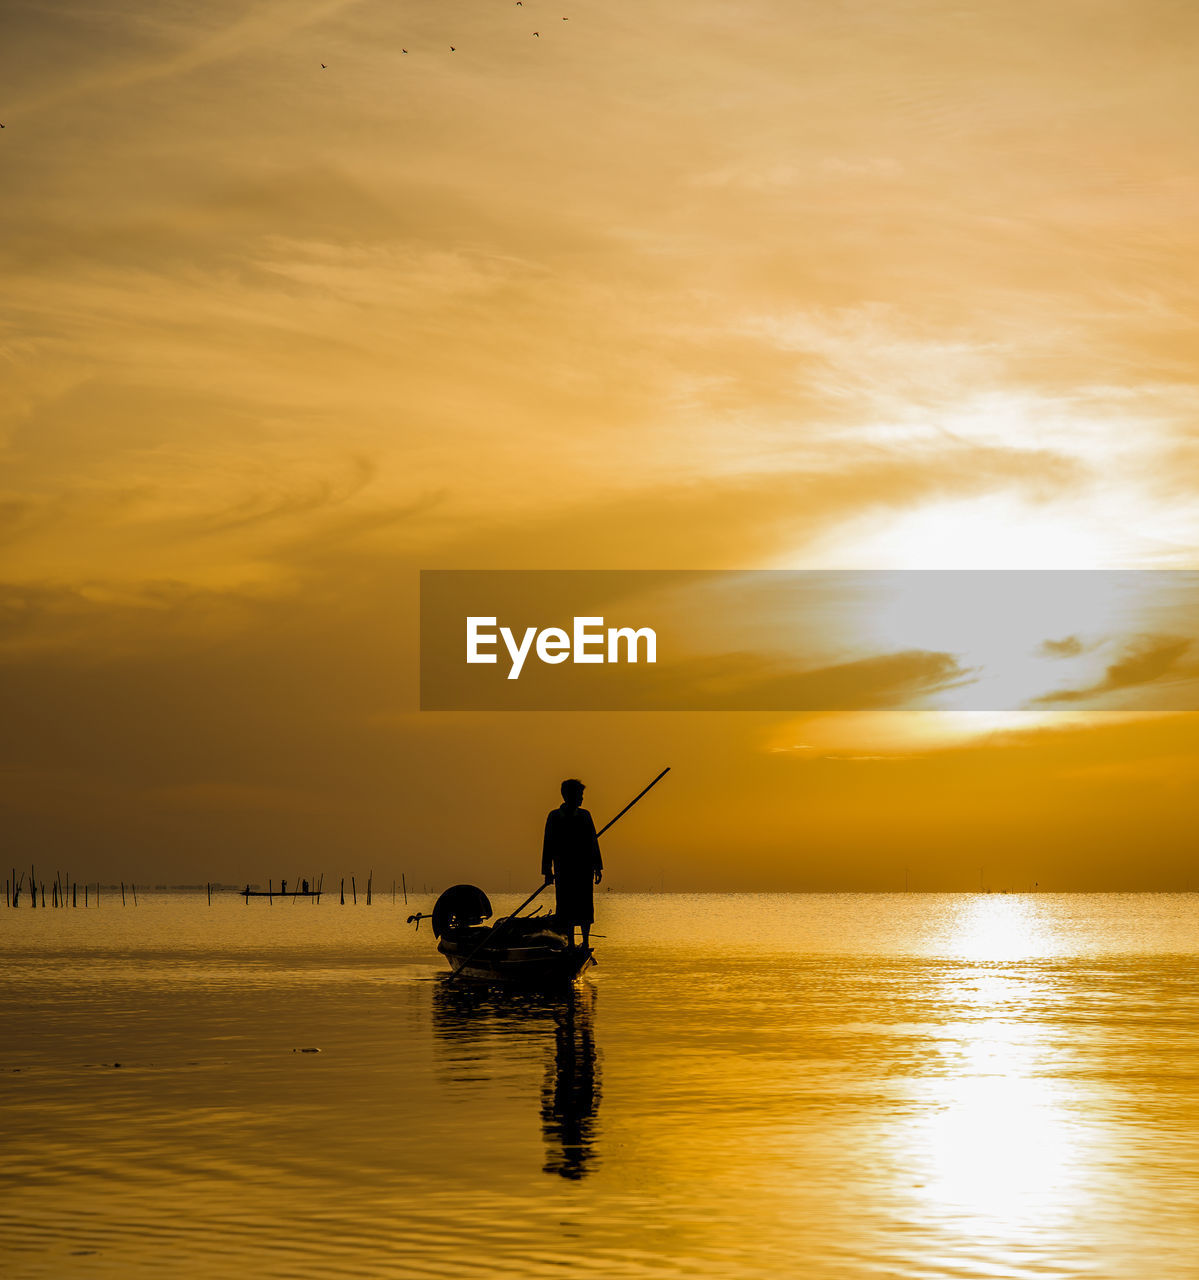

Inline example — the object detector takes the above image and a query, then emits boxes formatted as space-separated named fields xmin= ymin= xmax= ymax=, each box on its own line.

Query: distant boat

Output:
xmin=413 ymin=884 xmax=595 ymax=988
xmin=240 ymin=881 xmax=323 ymax=902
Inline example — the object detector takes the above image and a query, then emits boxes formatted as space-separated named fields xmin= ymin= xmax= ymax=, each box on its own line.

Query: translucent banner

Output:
xmin=419 ymin=570 xmax=1199 ymax=711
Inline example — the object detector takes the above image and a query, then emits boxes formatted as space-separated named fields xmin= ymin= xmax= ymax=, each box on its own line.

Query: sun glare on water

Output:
xmin=899 ymin=898 xmax=1095 ymax=1259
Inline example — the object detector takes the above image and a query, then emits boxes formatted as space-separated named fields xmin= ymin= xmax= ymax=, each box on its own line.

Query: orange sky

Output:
xmin=2 ymin=0 xmax=1196 ymax=889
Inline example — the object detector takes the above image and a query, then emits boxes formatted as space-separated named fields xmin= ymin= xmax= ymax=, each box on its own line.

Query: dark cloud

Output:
xmin=1038 ymin=634 xmax=1085 ymax=658
xmin=1031 ymin=635 xmax=1195 ymax=706
xmin=646 ymin=648 xmax=974 ymax=712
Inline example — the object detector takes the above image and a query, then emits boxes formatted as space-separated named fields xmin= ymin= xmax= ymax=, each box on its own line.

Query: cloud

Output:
xmin=1032 ymin=635 xmax=1195 ymax=706
xmin=1038 ymin=634 xmax=1085 ymax=658
xmin=1102 ymin=637 xmax=1194 ymax=691
xmin=433 ymin=439 xmax=1085 ymax=571
xmin=658 ymin=648 xmax=973 ymax=712
xmin=10 ymin=0 xmax=366 ymax=119
xmin=187 ymin=455 xmax=377 ymax=538
xmin=435 ymin=643 xmax=975 ymax=712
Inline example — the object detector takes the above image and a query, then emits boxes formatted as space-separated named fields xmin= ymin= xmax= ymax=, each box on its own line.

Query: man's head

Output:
xmin=560 ymin=778 xmax=585 ymax=806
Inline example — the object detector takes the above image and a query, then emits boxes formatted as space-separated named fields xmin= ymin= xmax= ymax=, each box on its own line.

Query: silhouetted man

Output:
xmin=542 ymin=778 xmax=602 ymax=950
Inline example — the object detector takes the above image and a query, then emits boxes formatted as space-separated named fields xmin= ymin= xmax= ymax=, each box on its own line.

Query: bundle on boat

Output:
xmin=415 ymin=884 xmax=595 ymax=988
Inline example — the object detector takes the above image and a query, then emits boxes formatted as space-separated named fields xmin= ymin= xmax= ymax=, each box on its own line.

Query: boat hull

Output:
xmin=437 ymin=933 xmax=595 ymax=988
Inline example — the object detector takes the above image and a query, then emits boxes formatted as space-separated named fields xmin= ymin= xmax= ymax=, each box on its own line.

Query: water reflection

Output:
xmin=7 ymin=895 xmax=1199 ymax=1280
xmin=430 ymin=980 xmax=601 ymax=1180
xmin=541 ymin=984 xmax=600 ymax=1180
xmin=898 ymin=896 xmax=1096 ymax=1272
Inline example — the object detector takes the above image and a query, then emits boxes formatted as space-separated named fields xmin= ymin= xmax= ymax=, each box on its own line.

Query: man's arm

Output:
xmin=584 ymin=809 xmax=602 ymax=880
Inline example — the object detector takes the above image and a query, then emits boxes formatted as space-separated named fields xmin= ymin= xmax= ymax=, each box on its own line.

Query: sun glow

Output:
xmin=898 ymin=898 xmax=1094 ymax=1253
xmin=914 ymin=1074 xmax=1082 ymax=1232
xmin=940 ymin=896 xmax=1064 ymax=963
xmin=804 ymin=493 xmax=1130 ymax=571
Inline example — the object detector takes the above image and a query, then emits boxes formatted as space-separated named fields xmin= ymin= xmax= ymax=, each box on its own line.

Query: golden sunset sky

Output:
xmin=2 ymin=0 xmax=1197 ymax=889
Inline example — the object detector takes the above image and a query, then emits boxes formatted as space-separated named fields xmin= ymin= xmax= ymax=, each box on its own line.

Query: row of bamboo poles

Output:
xmin=241 ymin=873 xmax=422 ymax=904
xmin=4 ymin=867 xmax=424 ymax=908
xmin=238 ymin=872 xmax=419 ymax=904
xmin=4 ymin=867 xmax=136 ymax=908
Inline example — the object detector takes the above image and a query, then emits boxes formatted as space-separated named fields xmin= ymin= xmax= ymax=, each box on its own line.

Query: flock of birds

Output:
xmin=0 ymin=6 xmax=578 ymax=129
xmin=319 ymin=4 xmax=571 ymax=58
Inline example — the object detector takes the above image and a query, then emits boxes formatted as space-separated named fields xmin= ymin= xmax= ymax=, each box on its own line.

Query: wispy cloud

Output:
xmin=10 ymin=0 xmax=366 ymax=119
xmin=1032 ymin=635 xmax=1195 ymax=705
xmin=1038 ymin=635 xmax=1086 ymax=658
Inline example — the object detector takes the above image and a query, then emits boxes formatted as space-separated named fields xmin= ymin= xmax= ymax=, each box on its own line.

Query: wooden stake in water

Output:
xmin=121 ymin=882 xmax=126 ymax=907
xmin=351 ymin=876 xmax=357 ymax=904
xmin=132 ymin=883 xmax=138 ymax=906
xmin=402 ymin=874 xmax=407 ymax=905
xmin=340 ymin=877 xmax=345 ymax=905
xmin=207 ymin=883 xmax=212 ymax=906
xmin=367 ymin=872 xmax=372 ymax=906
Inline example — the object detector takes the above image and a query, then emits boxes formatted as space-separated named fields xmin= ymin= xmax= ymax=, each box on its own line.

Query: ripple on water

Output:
xmin=3 ymin=893 xmax=1199 ymax=1279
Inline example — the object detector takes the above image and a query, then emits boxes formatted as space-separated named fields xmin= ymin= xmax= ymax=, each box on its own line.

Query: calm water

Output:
xmin=3 ymin=893 xmax=1199 ymax=1279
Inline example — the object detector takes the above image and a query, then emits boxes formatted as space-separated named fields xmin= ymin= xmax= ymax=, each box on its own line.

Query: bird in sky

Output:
xmin=533 ymin=31 xmax=539 ymax=36
xmin=321 ymin=63 xmax=326 ymax=68
xmin=450 ymin=45 xmax=456 ymax=51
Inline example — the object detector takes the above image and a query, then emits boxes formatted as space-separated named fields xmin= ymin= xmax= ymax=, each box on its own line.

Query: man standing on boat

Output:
xmin=542 ymin=778 xmax=603 ymax=951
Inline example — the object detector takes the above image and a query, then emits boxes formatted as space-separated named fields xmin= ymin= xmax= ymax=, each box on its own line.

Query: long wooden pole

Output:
xmin=593 ymin=767 xmax=671 ymax=840
xmin=445 ymin=767 xmax=670 ymax=984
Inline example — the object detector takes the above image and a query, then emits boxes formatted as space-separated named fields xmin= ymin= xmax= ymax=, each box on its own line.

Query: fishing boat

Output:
xmin=414 ymin=884 xmax=596 ymax=988
xmin=409 ymin=767 xmax=671 ymax=989
xmin=240 ymin=877 xmax=323 ymax=902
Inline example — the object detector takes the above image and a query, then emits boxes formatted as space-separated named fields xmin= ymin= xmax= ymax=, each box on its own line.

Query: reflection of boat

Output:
xmin=430 ymin=980 xmax=601 ymax=1179
xmin=417 ymin=885 xmax=596 ymax=988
